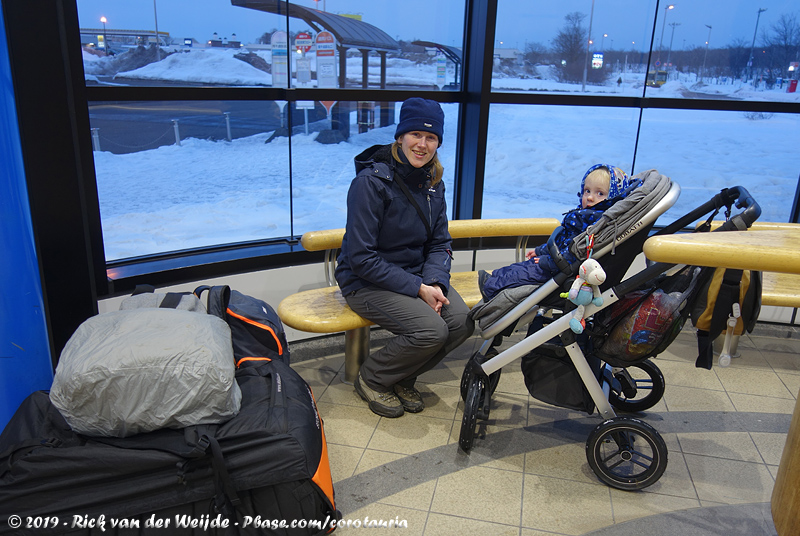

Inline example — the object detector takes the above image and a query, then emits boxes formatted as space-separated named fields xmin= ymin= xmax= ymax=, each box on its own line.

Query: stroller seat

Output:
xmin=458 ymin=172 xmax=763 ymax=491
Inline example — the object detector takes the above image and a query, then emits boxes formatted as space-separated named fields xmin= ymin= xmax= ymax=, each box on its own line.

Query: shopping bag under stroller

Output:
xmin=591 ymin=264 xmax=704 ymax=368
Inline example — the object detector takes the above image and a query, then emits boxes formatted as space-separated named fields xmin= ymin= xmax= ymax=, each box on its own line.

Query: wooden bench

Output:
xmin=278 ymin=218 xmax=560 ymax=383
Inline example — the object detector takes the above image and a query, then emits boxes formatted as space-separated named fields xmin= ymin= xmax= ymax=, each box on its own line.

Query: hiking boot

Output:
xmin=477 ymin=270 xmax=491 ymax=302
xmin=393 ymin=384 xmax=425 ymax=413
xmin=354 ymin=373 xmax=404 ymax=418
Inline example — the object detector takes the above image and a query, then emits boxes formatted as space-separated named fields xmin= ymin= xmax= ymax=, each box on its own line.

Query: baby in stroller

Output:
xmin=460 ymin=172 xmax=762 ymax=492
xmin=478 ymin=164 xmax=630 ymax=302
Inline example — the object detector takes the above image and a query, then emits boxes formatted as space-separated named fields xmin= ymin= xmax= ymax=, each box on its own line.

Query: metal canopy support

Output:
xmin=412 ymin=40 xmax=463 ymax=86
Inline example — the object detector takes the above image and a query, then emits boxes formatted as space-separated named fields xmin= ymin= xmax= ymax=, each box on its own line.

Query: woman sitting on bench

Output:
xmin=334 ymin=98 xmax=474 ymax=418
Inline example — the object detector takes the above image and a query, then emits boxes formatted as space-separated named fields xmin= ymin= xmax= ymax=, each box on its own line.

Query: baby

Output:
xmin=478 ymin=164 xmax=629 ymax=302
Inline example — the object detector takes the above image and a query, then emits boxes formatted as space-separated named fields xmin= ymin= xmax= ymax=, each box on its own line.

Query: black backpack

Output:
xmin=127 ymin=284 xmax=291 ymax=367
xmin=194 ymin=285 xmax=290 ymax=367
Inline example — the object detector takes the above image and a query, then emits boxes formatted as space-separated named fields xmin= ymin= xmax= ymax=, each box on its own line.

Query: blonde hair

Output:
xmin=585 ymin=167 xmax=611 ymax=188
xmin=391 ymin=140 xmax=444 ymax=186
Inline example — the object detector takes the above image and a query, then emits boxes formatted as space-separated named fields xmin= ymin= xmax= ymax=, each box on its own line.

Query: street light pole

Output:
xmin=581 ymin=0 xmax=595 ymax=92
xmin=100 ymin=16 xmax=107 ymax=53
xmin=666 ymin=22 xmax=680 ymax=71
xmin=657 ymin=4 xmax=675 ymax=64
xmin=153 ymin=0 xmax=161 ymax=59
xmin=701 ymin=24 xmax=712 ymax=83
xmin=748 ymin=7 xmax=767 ymax=82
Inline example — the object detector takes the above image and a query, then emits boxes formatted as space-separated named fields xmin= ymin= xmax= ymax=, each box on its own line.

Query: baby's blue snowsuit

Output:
xmin=481 ymin=164 xmax=630 ymax=301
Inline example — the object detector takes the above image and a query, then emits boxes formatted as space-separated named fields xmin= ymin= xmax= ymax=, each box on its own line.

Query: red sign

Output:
xmin=295 ymin=32 xmax=312 ymax=53
xmin=316 ymin=31 xmax=335 ymax=57
xmin=320 ymin=101 xmax=337 ymax=114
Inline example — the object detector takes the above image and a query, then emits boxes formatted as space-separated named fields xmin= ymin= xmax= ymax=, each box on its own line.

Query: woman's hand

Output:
xmin=419 ymin=283 xmax=450 ymax=315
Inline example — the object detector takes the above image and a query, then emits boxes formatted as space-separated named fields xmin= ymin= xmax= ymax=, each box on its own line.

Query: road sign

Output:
xmin=316 ymin=32 xmax=337 ymax=88
xmin=271 ymin=31 xmax=289 ymax=87
xmin=295 ymin=32 xmax=313 ymax=54
xmin=320 ymin=101 xmax=337 ymax=115
xmin=316 ymin=31 xmax=335 ymax=57
xmin=436 ymin=55 xmax=446 ymax=88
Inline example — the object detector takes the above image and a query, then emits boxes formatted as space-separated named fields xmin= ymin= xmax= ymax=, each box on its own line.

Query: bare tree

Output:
xmin=523 ymin=41 xmax=548 ymax=66
xmin=761 ymin=12 xmax=800 ymax=78
xmin=552 ymin=12 xmax=587 ymax=83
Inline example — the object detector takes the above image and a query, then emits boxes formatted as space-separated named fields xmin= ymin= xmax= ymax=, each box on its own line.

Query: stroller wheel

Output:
xmin=586 ymin=416 xmax=668 ymax=491
xmin=460 ymin=350 xmax=502 ymax=402
xmin=608 ymin=359 xmax=665 ymax=413
xmin=459 ymin=376 xmax=485 ymax=453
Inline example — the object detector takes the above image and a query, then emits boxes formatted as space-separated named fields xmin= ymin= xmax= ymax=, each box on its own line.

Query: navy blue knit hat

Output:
xmin=394 ymin=98 xmax=444 ymax=146
xmin=577 ymin=164 xmax=630 ymax=207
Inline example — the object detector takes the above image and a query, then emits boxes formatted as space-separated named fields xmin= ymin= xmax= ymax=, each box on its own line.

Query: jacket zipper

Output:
xmin=427 ymin=194 xmax=432 ymax=228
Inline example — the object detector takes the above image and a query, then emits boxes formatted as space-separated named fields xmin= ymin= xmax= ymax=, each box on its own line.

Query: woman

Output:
xmin=335 ymin=98 xmax=474 ymax=418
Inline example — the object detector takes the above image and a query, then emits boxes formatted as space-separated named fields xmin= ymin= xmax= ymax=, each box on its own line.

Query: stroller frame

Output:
xmin=459 ymin=180 xmax=762 ymax=491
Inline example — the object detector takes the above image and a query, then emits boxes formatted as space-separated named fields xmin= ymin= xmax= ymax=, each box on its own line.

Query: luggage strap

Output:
xmin=202 ymin=433 xmax=248 ymax=518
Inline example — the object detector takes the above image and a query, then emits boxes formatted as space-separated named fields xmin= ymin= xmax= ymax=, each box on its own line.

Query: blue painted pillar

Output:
xmin=0 ymin=2 xmax=54 ymax=429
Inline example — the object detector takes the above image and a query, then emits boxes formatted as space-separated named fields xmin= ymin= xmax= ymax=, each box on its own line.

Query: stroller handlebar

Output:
xmin=716 ymin=186 xmax=762 ymax=231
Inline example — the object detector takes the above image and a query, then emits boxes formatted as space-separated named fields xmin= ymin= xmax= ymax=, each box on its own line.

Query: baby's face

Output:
xmin=581 ymin=172 xmax=610 ymax=208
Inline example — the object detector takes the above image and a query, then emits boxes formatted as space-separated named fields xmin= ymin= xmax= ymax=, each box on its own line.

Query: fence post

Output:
xmin=172 ymin=119 xmax=181 ymax=146
xmin=224 ymin=112 xmax=232 ymax=142
xmin=90 ymin=128 xmax=101 ymax=151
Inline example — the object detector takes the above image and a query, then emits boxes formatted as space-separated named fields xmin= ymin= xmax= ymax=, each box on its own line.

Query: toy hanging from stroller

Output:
xmin=459 ymin=172 xmax=762 ymax=491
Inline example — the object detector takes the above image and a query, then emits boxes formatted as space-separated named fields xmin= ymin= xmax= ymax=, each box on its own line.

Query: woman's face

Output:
xmin=398 ymin=131 xmax=439 ymax=168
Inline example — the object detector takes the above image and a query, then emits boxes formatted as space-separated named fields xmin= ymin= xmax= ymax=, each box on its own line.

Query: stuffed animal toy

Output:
xmin=562 ymin=258 xmax=606 ymax=334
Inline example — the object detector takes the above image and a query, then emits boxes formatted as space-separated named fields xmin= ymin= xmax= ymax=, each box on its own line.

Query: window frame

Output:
xmin=4 ymin=0 xmax=799 ymax=360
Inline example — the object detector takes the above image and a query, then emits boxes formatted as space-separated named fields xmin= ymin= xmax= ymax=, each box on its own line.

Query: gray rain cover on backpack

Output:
xmin=50 ymin=308 xmax=242 ymax=438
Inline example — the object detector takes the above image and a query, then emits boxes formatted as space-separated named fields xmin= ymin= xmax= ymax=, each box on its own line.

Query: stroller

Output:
xmin=459 ymin=170 xmax=762 ymax=491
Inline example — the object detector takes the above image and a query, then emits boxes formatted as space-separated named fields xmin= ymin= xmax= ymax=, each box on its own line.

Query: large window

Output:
xmin=78 ymin=0 xmax=466 ymax=261
xmin=482 ymin=104 xmax=641 ymax=218
xmin=635 ymin=108 xmax=800 ymax=223
xmin=75 ymin=0 xmax=799 ymax=265
xmin=77 ymin=0 xmax=465 ymax=90
xmin=493 ymin=0 xmax=800 ymax=104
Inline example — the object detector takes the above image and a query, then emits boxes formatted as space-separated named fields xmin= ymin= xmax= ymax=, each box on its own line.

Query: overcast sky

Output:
xmin=77 ymin=1 xmax=799 ymax=52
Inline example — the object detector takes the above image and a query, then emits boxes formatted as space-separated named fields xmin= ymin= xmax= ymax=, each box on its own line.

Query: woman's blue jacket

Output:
xmin=334 ymin=144 xmax=453 ymax=298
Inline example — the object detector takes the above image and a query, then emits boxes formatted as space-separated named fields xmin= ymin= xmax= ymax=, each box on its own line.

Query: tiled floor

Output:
xmin=290 ymin=323 xmax=799 ymax=535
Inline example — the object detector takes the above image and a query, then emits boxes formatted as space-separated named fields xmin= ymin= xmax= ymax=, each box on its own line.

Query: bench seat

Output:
xmin=278 ymin=271 xmax=484 ymax=334
xmin=761 ymin=272 xmax=800 ymax=308
xmin=280 ymin=218 xmax=560 ymax=382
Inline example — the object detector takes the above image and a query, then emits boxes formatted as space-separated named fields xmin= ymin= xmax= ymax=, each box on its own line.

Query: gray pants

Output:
xmin=344 ymin=285 xmax=474 ymax=391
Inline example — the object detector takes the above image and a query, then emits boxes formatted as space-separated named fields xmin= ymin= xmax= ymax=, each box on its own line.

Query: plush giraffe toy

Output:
xmin=563 ymin=258 xmax=606 ymax=334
